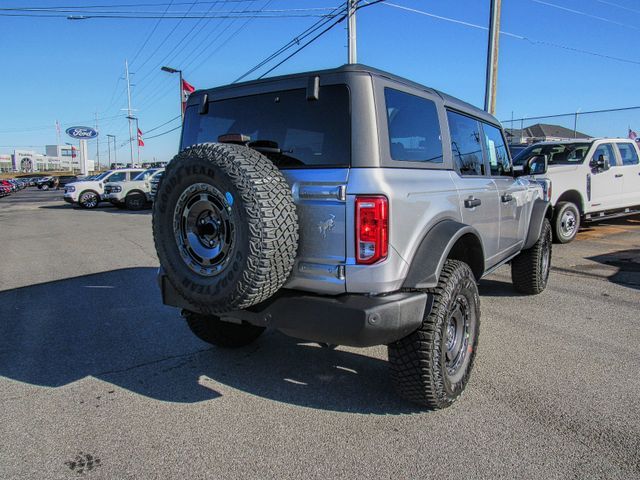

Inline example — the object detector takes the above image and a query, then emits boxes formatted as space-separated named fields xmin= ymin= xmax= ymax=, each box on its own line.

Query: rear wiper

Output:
xmin=248 ymin=139 xmax=292 ymax=155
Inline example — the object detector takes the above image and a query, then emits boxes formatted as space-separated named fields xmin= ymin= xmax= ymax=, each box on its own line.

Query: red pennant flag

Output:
xmin=137 ymin=128 xmax=144 ymax=147
xmin=182 ymin=79 xmax=196 ymax=113
xmin=71 ymin=145 xmax=76 ymax=158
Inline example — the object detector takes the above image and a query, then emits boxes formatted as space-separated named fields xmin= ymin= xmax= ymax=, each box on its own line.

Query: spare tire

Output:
xmin=152 ymin=143 xmax=298 ymax=314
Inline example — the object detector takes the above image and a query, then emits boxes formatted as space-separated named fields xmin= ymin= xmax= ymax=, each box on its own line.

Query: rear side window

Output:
xmin=447 ymin=111 xmax=485 ymax=176
xmin=616 ymin=143 xmax=640 ymax=166
xmin=181 ymin=85 xmax=350 ymax=168
xmin=107 ymin=172 xmax=126 ymax=182
xmin=384 ymin=88 xmax=443 ymax=163
xmin=482 ymin=123 xmax=512 ymax=176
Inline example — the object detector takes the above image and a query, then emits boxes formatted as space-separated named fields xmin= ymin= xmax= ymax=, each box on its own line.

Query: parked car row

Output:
xmin=63 ymin=167 xmax=165 ymax=210
xmin=0 ymin=177 xmax=29 ymax=196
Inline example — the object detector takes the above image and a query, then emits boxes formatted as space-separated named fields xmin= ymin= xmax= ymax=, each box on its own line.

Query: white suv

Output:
xmin=103 ymin=168 xmax=164 ymax=210
xmin=64 ymin=168 xmax=144 ymax=209
xmin=516 ymin=139 xmax=640 ymax=242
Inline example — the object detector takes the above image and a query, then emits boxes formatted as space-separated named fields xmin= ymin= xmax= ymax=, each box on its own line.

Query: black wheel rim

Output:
xmin=130 ymin=196 xmax=144 ymax=208
xmin=173 ymin=183 xmax=236 ymax=277
xmin=445 ymin=294 xmax=471 ymax=377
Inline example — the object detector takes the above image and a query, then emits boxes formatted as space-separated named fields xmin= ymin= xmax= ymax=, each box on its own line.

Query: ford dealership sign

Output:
xmin=66 ymin=126 xmax=98 ymax=139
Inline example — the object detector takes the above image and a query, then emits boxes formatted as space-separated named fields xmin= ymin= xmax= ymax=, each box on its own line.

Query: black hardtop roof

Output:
xmin=198 ymin=63 xmax=500 ymax=127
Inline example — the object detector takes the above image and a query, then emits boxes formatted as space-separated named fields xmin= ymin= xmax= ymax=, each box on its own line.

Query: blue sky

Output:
xmin=1 ymin=0 xmax=639 ymax=163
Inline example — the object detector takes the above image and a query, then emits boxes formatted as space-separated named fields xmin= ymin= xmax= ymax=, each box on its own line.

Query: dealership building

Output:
xmin=0 ymin=145 xmax=95 ymax=173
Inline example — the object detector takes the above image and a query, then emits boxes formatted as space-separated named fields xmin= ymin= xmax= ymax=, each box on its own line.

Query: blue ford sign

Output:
xmin=66 ymin=126 xmax=98 ymax=139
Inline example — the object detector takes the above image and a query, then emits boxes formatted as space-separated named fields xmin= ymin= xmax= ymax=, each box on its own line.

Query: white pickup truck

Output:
xmin=515 ymin=138 xmax=640 ymax=242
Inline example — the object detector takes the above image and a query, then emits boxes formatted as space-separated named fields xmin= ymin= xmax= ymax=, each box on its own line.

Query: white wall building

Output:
xmin=2 ymin=146 xmax=96 ymax=173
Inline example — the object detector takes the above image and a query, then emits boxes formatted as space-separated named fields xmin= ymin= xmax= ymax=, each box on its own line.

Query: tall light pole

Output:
xmin=125 ymin=59 xmax=135 ymax=165
xmin=107 ymin=134 xmax=116 ymax=168
xmin=347 ymin=0 xmax=357 ymax=64
xmin=161 ymin=66 xmax=184 ymax=121
xmin=484 ymin=0 xmax=501 ymax=115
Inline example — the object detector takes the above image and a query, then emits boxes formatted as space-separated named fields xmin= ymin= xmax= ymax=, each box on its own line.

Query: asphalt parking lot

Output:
xmin=1 ymin=188 xmax=639 ymax=479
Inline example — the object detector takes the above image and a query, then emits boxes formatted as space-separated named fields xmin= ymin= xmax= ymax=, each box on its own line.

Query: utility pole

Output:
xmin=347 ymin=0 xmax=357 ymax=64
xmin=94 ymin=111 xmax=100 ymax=171
xmin=125 ymin=59 xmax=135 ymax=165
xmin=484 ymin=0 xmax=501 ymax=114
xmin=107 ymin=134 xmax=111 ymax=167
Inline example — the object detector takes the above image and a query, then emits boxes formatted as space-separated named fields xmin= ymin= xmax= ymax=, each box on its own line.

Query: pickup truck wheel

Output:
xmin=125 ymin=192 xmax=147 ymax=210
xmin=553 ymin=202 xmax=580 ymax=243
xmin=78 ymin=190 xmax=99 ymax=209
xmin=511 ymin=218 xmax=552 ymax=294
xmin=182 ymin=310 xmax=265 ymax=348
xmin=153 ymin=143 xmax=298 ymax=314
xmin=388 ymin=260 xmax=480 ymax=409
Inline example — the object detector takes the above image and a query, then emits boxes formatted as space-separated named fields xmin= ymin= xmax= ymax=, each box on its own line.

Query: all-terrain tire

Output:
xmin=388 ymin=260 xmax=481 ymax=409
xmin=78 ymin=190 xmax=100 ymax=209
xmin=125 ymin=192 xmax=147 ymax=210
xmin=511 ymin=218 xmax=552 ymax=294
xmin=183 ymin=310 xmax=265 ymax=348
xmin=153 ymin=143 xmax=298 ymax=314
xmin=553 ymin=201 xmax=580 ymax=243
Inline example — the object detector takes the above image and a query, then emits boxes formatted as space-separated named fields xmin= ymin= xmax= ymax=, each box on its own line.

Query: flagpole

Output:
xmin=135 ymin=117 xmax=140 ymax=166
xmin=179 ymin=70 xmax=184 ymax=122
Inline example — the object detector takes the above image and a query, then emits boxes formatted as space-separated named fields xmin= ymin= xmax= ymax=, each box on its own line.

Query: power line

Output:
xmin=145 ymin=115 xmax=181 ymax=133
xmin=145 ymin=124 xmax=181 ymax=139
xmin=233 ymin=2 xmax=347 ymax=83
xmin=129 ymin=0 xmax=175 ymax=67
xmin=255 ymin=0 xmax=386 ymax=80
xmin=382 ymin=2 xmax=640 ymax=67
xmin=530 ymin=0 xmax=639 ymax=31
xmin=502 ymin=105 xmax=640 ymax=124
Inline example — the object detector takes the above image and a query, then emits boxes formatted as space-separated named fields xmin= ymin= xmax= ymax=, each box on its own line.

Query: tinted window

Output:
xmin=593 ymin=144 xmax=617 ymax=167
xmin=447 ymin=111 xmax=485 ymax=176
xmin=385 ymin=88 xmax=442 ymax=163
xmin=181 ymin=85 xmax=350 ymax=168
xmin=616 ymin=143 xmax=639 ymax=166
xmin=107 ymin=172 xmax=126 ymax=182
xmin=482 ymin=123 xmax=511 ymax=176
xmin=513 ymin=143 xmax=591 ymax=166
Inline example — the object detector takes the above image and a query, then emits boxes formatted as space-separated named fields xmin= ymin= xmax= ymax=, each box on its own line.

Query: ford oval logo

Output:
xmin=66 ymin=126 xmax=98 ymax=139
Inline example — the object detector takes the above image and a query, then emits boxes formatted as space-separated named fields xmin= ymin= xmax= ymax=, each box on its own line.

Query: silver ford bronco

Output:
xmin=153 ymin=64 xmax=552 ymax=409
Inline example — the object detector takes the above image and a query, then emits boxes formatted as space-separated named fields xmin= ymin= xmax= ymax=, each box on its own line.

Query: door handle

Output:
xmin=464 ymin=197 xmax=482 ymax=208
xmin=501 ymin=194 xmax=513 ymax=203
xmin=615 ymin=173 xmax=624 ymax=178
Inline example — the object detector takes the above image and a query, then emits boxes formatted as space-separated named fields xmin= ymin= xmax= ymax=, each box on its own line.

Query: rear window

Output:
xmin=385 ymin=88 xmax=443 ymax=163
xmin=513 ymin=142 xmax=591 ymax=166
xmin=181 ymin=85 xmax=350 ymax=168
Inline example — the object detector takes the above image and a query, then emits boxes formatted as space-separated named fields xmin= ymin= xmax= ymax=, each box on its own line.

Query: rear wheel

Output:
xmin=511 ymin=218 xmax=552 ymax=294
xmin=78 ymin=190 xmax=99 ymax=209
xmin=182 ymin=310 xmax=265 ymax=348
xmin=388 ymin=260 xmax=480 ymax=409
xmin=553 ymin=202 xmax=580 ymax=243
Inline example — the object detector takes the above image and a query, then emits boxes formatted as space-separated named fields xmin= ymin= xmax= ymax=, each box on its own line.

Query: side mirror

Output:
xmin=590 ymin=154 xmax=610 ymax=171
xmin=522 ymin=154 xmax=548 ymax=176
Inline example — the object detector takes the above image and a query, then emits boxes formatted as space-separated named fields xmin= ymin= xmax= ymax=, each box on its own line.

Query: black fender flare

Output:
xmin=402 ymin=220 xmax=484 ymax=289
xmin=523 ymin=199 xmax=552 ymax=249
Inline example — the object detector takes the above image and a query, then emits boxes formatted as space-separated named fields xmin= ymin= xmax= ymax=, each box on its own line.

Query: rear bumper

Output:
xmin=158 ymin=272 xmax=429 ymax=347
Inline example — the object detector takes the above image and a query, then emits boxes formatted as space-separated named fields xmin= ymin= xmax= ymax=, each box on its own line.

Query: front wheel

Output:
xmin=511 ymin=218 xmax=552 ymax=294
xmin=182 ymin=310 xmax=265 ymax=348
xmin=553 ymin=202 xmax=580 ymax=243
xmin=125 ymin=192 xmax=147 ymax=210
xmin=388 ymin=259 xmax=480 ymax=409
xmin=78 ymin=190 xmax=100 ymax=209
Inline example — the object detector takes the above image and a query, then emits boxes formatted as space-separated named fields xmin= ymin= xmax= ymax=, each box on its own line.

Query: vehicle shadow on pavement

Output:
xmin=478 ymin=279 xmax=520 ymax=297
xmin=38 ymin=205 xmax=152 ymax=215
xmin=0 ymin=268 xmax=420 ymax=414
xmin=587 ymin=249 xmax=640 ymax=290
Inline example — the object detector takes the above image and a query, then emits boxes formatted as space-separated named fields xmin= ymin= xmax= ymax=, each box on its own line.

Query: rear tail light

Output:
xmin=355 ymin=195 xmax=388 ymax=264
